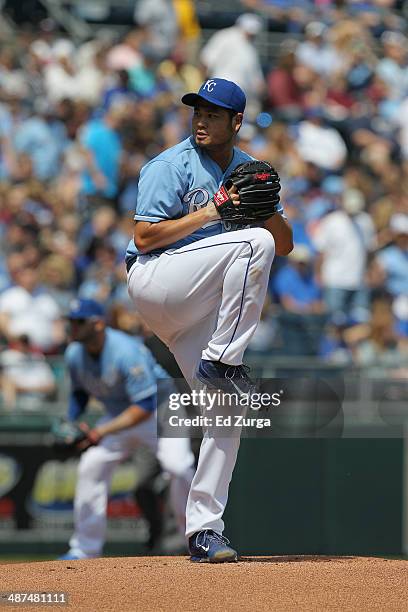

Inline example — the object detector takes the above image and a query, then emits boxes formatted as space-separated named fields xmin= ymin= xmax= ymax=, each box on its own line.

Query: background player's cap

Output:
xmin=68 ymin=298 xmax=106 ymax=320
xmin=182 ymin=79 xmax=246 ymax=113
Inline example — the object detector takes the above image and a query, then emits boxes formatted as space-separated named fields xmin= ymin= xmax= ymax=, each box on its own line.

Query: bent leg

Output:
xmin=127 ymin=227 xmax=275 ymax=367
xmin=68 ymin=442 xmax=126 ymax=557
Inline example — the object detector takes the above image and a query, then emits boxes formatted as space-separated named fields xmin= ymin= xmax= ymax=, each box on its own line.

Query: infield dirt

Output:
xmin=1 ymin=556 xmax=407 ymax=611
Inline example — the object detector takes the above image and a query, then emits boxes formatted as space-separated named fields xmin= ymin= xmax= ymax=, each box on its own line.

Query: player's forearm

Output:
xmin=264 ymin=215 xmax=293 ymax=256
xmin=134 ymin=204 xmax=219 ymax=253
xmin=94 ymin=405 xmax=151 ymax=438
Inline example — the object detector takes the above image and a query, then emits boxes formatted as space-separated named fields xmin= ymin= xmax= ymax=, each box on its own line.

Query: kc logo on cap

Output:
xmin=203 ymin=79 xmax=217 ymax=92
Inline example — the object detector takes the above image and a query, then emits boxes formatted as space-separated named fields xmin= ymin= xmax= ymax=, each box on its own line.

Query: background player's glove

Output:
xmin=213 ymin=160 xmax=281 ymax=224
xmin=51 ymin=418 xmax=101 ymax=456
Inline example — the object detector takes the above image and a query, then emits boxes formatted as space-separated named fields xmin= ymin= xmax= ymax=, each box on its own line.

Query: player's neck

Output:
xmin=85 ymin=330 xmax=106 ymax=357
xmin=206 ymin=144 xmax=234 ymax=172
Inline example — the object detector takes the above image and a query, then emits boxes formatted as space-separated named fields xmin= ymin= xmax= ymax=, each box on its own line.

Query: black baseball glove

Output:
xmin=51 ymin=418 xmax=100 ymax=456
xmin=212 ymin=160 xmax=281 ymax=224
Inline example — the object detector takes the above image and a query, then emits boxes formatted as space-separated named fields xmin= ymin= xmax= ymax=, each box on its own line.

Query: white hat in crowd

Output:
xmin=236 ymin=13 xmax=263 ymax=36
xmin=342 ymin=188 xmax=365 ymax=215
xmin=52 ymin=39 xmax=75 ymax=60
xmin=390 ymin=213 xmax=408 ymax=235
xmin=30 ymin=40 xmax=52 ymax=62
xmin=305 ymin=21 xmax=327 ymax=38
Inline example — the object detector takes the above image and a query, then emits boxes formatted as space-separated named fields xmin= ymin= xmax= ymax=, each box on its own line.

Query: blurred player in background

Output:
xmin=59 ymin=298 xmax=195 ymax=560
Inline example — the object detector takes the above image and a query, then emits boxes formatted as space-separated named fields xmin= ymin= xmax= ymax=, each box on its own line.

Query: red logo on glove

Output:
xmin=213 ymin=186 xmax=230 ymax=207
xmin=255 ymin=173 xmax=271 ymax=181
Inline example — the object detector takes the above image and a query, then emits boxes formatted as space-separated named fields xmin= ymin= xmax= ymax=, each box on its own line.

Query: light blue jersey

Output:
xmin=125 ymin=136 xmax=284 ymax=262
xmin=65 ymin=327 xmax=163 ymax=418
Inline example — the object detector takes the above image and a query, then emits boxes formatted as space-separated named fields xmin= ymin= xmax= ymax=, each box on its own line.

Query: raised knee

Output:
xmin=249 ymin=227 xmax=275 ymax=258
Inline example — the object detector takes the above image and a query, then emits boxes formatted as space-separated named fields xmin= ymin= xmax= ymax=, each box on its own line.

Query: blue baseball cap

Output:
xmin=68 ymin=298 xmax=106 ymax=320
xmin=182 ymin=78 xmax=246 ymax=114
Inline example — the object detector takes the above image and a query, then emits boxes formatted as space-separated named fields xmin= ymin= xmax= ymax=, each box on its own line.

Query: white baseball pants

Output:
xmin=68 ymin=413 xmax=195 ymax=558
xmin=127 ymin=228 xmax=276 ymax=537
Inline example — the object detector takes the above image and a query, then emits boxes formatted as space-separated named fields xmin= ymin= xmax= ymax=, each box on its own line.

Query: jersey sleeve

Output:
xmin=64 ymin=344 xmax=84 ymax=392
xmin=153 ymin=362 xmax=171 ymax=380
xmin=120 ymin=347 xmax=157 ymax=405
xmin=64 ymin=344 xmax=89 ymax=420
xmin=134 ymin=160 xmax=186 ymax=223
xmin=68 ymin=390 xmax=89 ymax=421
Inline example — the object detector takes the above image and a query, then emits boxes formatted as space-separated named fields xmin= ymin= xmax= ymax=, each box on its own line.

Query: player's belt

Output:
xmin=126 ymin=255 xmax=138 ymax=273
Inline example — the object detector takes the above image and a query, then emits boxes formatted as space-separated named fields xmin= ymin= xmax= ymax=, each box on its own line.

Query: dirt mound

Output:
xmin=1 ymin=556 xmax=407 ymax=611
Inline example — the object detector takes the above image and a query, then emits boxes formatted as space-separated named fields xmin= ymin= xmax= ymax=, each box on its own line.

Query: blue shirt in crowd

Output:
xmin=14 ymin=117 xmax=62 ymax=180
xmin=377 ymin=246 xmax=408 ymax=296
xmin=80 ymin=119 xmax=122 ymax=198
xmin=273 ymin=264 xmax=321 ymax=306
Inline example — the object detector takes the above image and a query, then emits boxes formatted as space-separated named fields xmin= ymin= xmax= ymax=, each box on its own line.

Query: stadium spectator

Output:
xmin=313 ymin=188 xmax=376 ymax=321
xmin=79 ymin=104 xmax=126 ymax=210
xmin=376 ymin=31 xmax=408 ymax=101
xmin=353 ymin=296 xmax=408 ymax=369
xmin=200 ymin=13 xmax=265 ymax=119
xmin=0 ymin=334 xmax=56 ymax=409
xmin=266 ymin=40 xmax=303 ymax=120
xmin=253 ymin=121 xmax=307 ymax=178
xmin=102 ymin=70 xmax=139 ymax=111
xmin=273 ymin=245 xmax=324 ymax=315
xmin=295 ymin=107 xmax=348 ymax=170
xmin=296 ymin=21 xmax=342 ymax=77
xmin=40 ymin=254 xmax=76 ymax=312
xmin=44 ymin=39 xmax=81 ymax=103
xmin=13 ymin=100 xmax=63 ymax=181
xmin=373 ymin=214 xmax=408 ymax=299
xmin=106 ymin=29 xmax=145 ymax=71
xmin=272 ymin=245 xmax=327 ymax=355
xmin=134 ymin=0 xmax=179 ymax=61
xmin=0 ymin=262 xmax=63 ymax=352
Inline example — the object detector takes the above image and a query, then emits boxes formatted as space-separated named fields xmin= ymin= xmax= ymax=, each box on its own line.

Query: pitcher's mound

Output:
xmin=1 ymin=556 xmax=407 ymax=611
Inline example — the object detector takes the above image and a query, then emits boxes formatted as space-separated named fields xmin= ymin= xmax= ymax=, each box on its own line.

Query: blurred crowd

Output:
xmin=0 ymin=0 xmax=407 ymax=407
